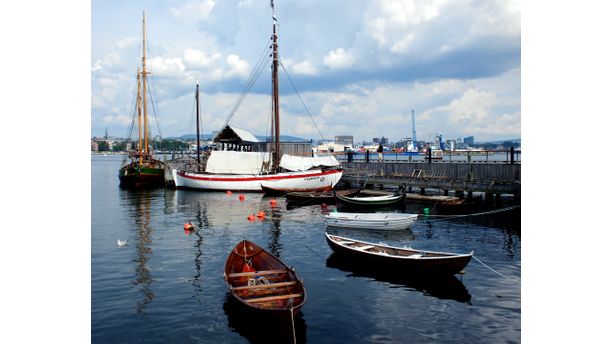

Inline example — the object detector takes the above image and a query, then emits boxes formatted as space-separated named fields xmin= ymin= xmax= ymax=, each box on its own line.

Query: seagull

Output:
xmin=117 ymin=239 xmax=128 ymax=247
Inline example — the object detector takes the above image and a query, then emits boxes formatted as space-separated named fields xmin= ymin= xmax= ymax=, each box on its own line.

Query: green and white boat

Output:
xmin=118 ymin=11 xmax=165 ymax=189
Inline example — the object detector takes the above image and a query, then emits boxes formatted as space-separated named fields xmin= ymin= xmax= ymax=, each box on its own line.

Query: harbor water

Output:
xmin=92 ymin=155 xmax=521 ymax=343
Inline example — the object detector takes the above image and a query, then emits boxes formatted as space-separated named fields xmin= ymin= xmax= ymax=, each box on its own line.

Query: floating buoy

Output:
xmin=239 ymin=194 xmax=245 ymax=201
xmin=423 ymin=208 xmax=430 ymax=215
xmin=184 ymin=228 xmax=193 ymax=235
xmin=247 ymin=214 xmax=256 ymax=221
xmin=321 ymin=203 xmax=328 ymax=208
xmin=184 ymin=222 xmax=195 ymax=231
xmin=270 ymin=199 xmax=277 ymax=206
xmin=257 ymin=211 xmax=265 ymax=218
xmin=226 ymin=190 xmax=233 ymax=196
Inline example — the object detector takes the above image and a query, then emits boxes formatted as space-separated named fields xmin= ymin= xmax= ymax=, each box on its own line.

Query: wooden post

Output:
xmin=510 ymin=147 xmax=515 ymax=164
xmin=420 ymin=187 xmax=426 ymax=195
xmin=427 ymin=147 xmax=432 ymax=164
xmin=456 ymin=190 xmax=464 ymax=198
xmin=444 ymin=189 xmax=449 ymax=196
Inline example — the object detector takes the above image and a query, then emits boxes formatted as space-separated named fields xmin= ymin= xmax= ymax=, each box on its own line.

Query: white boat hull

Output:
xmin=325 ymin=212 xmax=418 ymax=230
xmin=174 ymin=168 xmax=343 ymax=192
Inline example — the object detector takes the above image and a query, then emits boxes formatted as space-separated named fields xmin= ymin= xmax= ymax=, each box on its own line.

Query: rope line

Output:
xmin=421 ymin=205 xmax=520 ymax=222
xmin=279 ymin=58 xmax=326 ymax=141
xmin=472 ymin=255 xmax=519 ymax=282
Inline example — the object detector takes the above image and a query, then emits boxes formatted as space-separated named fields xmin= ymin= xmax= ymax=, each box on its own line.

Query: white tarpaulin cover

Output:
xmin=205 ymin=151 xmax=270 ymax=174
xmin=280 ymin=154 xmax=340 ymax=171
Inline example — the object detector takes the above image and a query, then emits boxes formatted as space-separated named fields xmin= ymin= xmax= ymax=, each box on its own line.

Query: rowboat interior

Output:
xmin=226 ymin=269 xmax=303 ymax=309
xmin=328 ymin=235 xmax=450 ymax=259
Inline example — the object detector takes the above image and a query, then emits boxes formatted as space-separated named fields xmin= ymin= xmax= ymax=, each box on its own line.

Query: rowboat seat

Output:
xmin=355 ymin=245 xmax=375 ymax=251
xmin=335 ymin=240 xmax=354 ymax=245
xmin=227 ymin=269 xmax=288 ymax=278
xmin=231 ymin=281 xmax=297 ymax=291
xmin=407 ymin=254 xmax=423 ymax=259
xmin=245 ymin=293 xmax=303 ymax=303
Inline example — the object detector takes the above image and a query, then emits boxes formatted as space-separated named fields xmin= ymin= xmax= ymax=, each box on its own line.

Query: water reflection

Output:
xmin=326 ymin=253 xmax=472 ymax=304
xmin=190 ymin=200 xmax=208 ymax=304
xmin=223 ymin=293 xmax=307 ymax=343
xmin=123 ymin=191 xmax=155 ymax=314
xmin=267 ymin=204 xmax=283 ymax=258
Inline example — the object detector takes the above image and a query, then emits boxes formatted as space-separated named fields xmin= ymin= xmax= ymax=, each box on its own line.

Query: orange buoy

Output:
xmin=239 ymin=194 xmax=245 ymax=201
xmin=184 ymin=228 xmax=193 ymax=235
xmin=184 ymin=222 xmax=195 ymax=231
xmin=270 ymin=199 xmax=277 ymax=206
xmin=247 ymin=214 xmax=256 ymax=221
xmin=226 ymin=190 xmax=233 ymax=195
xmin=257 ymin=211 xmax=265 ymax=217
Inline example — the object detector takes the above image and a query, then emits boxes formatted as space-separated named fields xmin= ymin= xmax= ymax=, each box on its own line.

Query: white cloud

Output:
xmin=149 ymin=56 xmax=186 ymax=77
xmin=183 ymin=48 xmax=221 ymax=69
xmin=116 ymin=37 xmax=138 ymax=49
xmin=225 ymin=54 xmax=249 ymax=78
xmin=170 ymin=0 xmax=216 ymax=20
xmin=323 ymin=48 xmax=355 ymax=69
xmin=291 ymin=60 xmax=319 ymax=76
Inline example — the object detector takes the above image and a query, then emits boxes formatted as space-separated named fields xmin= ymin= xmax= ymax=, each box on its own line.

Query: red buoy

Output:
xmin=247 ymin=214 xmax=256 ymax=221
xmin=184 ymin=222 xmax=195 ymax=231
xmin=257 ymin=211 xmax=265 ymax=218
xmin=239 ymin=194 xmax=245 ymax=201
xmin=226 ymin=190 xmax=233 ymax=196
xmin=270 ymin=199 xmax=277 ymax=206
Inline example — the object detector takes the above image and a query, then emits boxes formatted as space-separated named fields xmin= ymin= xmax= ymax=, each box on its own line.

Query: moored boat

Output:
xmin=223 ymin=240 xmax=306 ymax=316
xmin=334 ymin=187 xmax=406 ymax=208
xmin=325 ymin=212 xmax=418 ymax=230
xmin=325 ymin=233 xmax=473 ymax=275
xmin=285 ymin=188 xmax=359 ymax=203
xmin=172 ymin=4 xmax=342 ymax=192
xmin=118 ymin=11 xmax=165 ymax=188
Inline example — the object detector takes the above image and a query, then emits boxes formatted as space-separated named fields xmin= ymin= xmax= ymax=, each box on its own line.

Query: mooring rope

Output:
xmin=472 ymin=255 xmax=519 ymax=283
xmin=421 ymin=205 xmax=520 ymax=222
xmin=290 ymin=304 xmax=296 ymax=344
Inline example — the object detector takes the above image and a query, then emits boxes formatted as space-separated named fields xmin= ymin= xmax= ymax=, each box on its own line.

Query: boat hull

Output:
xmin=325 ymin=213 xmax=418 ymax=230
xmin=335 ymin=191 xmax=406 ymax=208
xmin=175 ymin=168 xmax=342 ymax=192
xmin=325 ymin=233 xmax=472 ymax=275
xmin=224 ymin=240 xmax=306 ymax=317
xmin=118 ymin=165 xmax=165 ymax=188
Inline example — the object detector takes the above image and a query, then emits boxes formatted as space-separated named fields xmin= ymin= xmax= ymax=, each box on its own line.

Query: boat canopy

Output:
xmin=205 ymin=151 xmax=270 ymax=174
xmin=280 ymin=154 xmax=339 ymax=172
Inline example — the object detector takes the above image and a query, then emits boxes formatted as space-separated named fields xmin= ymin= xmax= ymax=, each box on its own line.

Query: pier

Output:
xmin=340 ymin=160 xmax=521 ymax=201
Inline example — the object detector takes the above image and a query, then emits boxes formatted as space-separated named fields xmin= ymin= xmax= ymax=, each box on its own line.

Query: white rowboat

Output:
xmin=325 ymin=212 xmax=418 ymax=230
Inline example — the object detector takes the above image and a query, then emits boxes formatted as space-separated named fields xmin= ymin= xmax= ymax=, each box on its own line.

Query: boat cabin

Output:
xmin=213 ymin=125 xmax=311 ymax=156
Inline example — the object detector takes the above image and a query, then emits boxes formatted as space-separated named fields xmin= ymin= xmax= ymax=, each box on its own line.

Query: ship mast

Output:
xmin=271 ymin=1 xmax=281 ymax=171
xmin=141 ymin=10 xmax=150 ymax=161
xmin=196 ymin=81 xmax=201 ymax=169
xmin=137 ymin=72 xmax=143 ymax=165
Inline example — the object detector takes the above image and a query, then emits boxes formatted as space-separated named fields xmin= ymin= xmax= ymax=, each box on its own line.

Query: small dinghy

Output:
xmin=334 ymin=186 xmax=406 ymax=208
xmin=224 ymin=240 xmax=306 ymax=316
xmin=325 ymin=212 xmax=418 ymax=230
xmin=325 ymin=233 xmax=473 ymax=275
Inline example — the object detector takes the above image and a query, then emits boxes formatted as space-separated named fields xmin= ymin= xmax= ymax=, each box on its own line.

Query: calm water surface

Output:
xmin=92 ymin=155 xmax=521 ymax=343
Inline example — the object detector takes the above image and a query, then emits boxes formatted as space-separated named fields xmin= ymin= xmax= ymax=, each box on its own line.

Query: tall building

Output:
xmin=372 ymin=137 xmax=388 ymax=145
xmin=464 ymin=136 xmax=474 ymax=146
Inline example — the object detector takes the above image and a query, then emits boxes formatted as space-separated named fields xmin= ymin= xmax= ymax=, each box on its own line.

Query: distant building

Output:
xmin=464 ymin=136 xmax=475 ymax=146
xmin=91 ymin=140 xmax=98 ymax=152
xmin=334 ymin=135 xmax=353 ymax=147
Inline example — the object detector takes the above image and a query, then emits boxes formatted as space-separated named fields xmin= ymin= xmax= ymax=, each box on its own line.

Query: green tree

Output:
xmin=96 ymin=141 xmax=109 ymax=151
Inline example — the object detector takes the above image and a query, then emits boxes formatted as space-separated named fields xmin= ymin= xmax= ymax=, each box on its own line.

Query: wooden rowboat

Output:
xmin=285 ymin=188 xmax=359 ymax=204
xmin=325 ymin=212 xmax=418 ymax=230
xmin=325 ymin=233 xmax=473 ymax=275
xmin=334 ymin=189 xmax=406 ymax=208
xmin=223 ymin=240 xmax=306 ymax=316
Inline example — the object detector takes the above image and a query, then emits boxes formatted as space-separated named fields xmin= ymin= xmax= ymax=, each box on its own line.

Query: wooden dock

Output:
xmin=340 ymin=162 xmax=520 ymax=200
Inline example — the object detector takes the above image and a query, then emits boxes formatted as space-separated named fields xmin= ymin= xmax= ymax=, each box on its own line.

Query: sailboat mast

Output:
xmin=411 ymin=109 xmax=416 ymax=149
xmin=271 ymin=2 xmax=280 ymax=170
xmin=196 ymin=81 xmax=201 ymax=167
xmin=141 ymin=10 xmax=150 ymax=159
xmin=137 ymin=72 xmax=143 ymax=165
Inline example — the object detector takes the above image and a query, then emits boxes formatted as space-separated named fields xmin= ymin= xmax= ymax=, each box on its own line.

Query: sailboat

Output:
xmin=172 ymin=2 xmax=342 ymax=192
xmin=119 ymin=11 xmax=165 ymax=188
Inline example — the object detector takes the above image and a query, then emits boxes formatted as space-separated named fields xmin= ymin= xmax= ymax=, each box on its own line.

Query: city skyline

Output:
xmin=92 ymin=0 xmax=520 ymax=144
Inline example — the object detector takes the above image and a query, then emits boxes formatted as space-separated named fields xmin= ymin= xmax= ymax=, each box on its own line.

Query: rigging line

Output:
xmin=223 ymin=38 xmax=273 ymax=127
xmin=223 ymin=52 xmax=272 ymax=128
xmin=472 ymin=255 xmax=519 ymax=282
xmin=146 ymin=78 xmax=163 ymax=140
xmin=421 ymin=205 xmax=521 ymax=222
xmin=279 ymin=58 xmax=326 ymax=141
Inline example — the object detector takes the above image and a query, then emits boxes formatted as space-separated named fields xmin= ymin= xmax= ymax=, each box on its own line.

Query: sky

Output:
xmin=92 ymin=0 xmax=521 ymax=143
